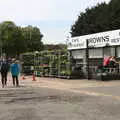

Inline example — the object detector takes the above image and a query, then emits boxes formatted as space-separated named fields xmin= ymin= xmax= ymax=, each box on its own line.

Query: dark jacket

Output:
xmin=1 ymin=61 xmax=10 ymax=73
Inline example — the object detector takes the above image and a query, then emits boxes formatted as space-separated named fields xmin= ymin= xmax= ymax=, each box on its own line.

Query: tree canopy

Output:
xmin=71 ymin=0 xmax=120 ymax=37
xmin=0 ymin=21 xmax=43 ymax=57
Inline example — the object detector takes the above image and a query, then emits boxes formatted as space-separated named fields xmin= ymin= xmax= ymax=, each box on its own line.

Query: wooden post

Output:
xmin=86 ymin=39 xmax=90 ymax=80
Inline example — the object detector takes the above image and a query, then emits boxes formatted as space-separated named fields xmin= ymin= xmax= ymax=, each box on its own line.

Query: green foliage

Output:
xmin=71 ymin=0 xmax=120 ymax=37
xmin=22 ymin=25 xmax=43 ymax=52
xmin=23 ymin=50 xmax=71 ymax=77
xmin=60 ymin=70 xmax=71 ymax=76
xmin=0 ymin=21 xmax=44 ymax=57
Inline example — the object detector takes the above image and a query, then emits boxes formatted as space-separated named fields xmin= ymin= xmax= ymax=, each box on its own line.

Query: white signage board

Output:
xmin=87 ymin=31 xmax=110 ymax=47
xmin=88 ymin=29 xmax=120 ymax=47
xmin=67 ymin=29 xmax=120 ymax=50
xmin=109 ymin=29 xmax=120 ymax=46
xmin=67 ymin=36 xmax=86 ymax=50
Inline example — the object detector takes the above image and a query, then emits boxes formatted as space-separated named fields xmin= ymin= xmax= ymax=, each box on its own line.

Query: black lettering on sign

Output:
xmin=72 ymin=38 xmax=79 ymax=42
xmin=87 ymin=35 xmax=109 ymax=44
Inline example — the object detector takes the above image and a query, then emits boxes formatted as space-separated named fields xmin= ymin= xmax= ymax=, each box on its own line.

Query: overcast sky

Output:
xmin=0 ymin=0 xmax=110 ymax=44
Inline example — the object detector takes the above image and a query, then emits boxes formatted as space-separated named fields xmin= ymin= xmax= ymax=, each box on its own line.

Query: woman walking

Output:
xmin=10 ymin=59 xmax=20 ymax=87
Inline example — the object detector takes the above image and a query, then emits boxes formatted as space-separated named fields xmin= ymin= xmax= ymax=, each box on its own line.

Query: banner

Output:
xmin=67 ymin=29 xmax=120 ymax=50
xmin=88 ymin=29 xmax=120 ymax=47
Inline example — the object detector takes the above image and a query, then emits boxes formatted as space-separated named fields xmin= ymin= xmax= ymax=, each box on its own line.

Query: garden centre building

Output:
xmin=21 ymin=29 xmax=120 ymax=80
xmin=67 ymin=29 xmax=120 ymax=80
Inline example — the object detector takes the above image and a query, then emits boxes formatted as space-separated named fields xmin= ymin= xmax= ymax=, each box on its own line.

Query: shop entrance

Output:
xmin=70 ymin=46 xmax=119 ymax=80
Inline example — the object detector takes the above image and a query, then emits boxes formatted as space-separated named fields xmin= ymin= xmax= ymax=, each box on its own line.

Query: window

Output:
xmin=72 ymin=50 xmax=85 ymax=59
xmin=89 ymin=48 xmax=103 ymax=58
xmin=103 ymin=47 xmax=115 ymax=57
xmin=117 ymin=47 xmax=120 ymax=57
xmin=110 ymin=47 xmax=115 ymax=56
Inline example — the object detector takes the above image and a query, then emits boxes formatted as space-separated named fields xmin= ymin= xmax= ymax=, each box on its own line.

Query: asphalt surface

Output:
xmin=0 ymin=76 xmax=120 ymax=120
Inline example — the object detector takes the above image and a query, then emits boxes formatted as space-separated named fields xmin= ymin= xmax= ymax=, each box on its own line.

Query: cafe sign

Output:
xmin=67 ymin=36 xmax=86 ymax=50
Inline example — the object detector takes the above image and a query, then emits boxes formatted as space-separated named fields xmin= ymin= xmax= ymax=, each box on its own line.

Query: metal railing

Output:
xmin=87 ymin=65 xmax=120 ymax=80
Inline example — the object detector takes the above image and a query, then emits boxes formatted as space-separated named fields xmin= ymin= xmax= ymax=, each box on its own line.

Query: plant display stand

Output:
xmin=20 ymin=53 xmax=34 ymax=75
xmin=58 ymin=50 xmax=71 ymax=78
xmin=20 ymin=50 xmax=71 ymax=79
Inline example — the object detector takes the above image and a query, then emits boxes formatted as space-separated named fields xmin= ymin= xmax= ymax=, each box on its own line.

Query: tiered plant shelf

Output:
xmin=21 ymin=50 xmax=71 ymax=79
xmin=20 ymin=53 xmax=34 ymax=75
xmin=59 ymin=50 xmax=71 ymax=78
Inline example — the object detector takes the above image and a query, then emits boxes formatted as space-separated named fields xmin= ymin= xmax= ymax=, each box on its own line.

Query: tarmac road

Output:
xmin=0 ymin=77 xmax=120 ymax=120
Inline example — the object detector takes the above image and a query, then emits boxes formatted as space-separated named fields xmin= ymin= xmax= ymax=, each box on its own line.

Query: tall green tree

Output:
xmin=22 ymin=25 xmax=43 ymax=52
xmin=71 ymin=0 xmax=120 ymax=37
xmin=0 ymin=21 xmax=17 ymax=56
xmin=0 ymin=21 xmax=44 ymax=57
